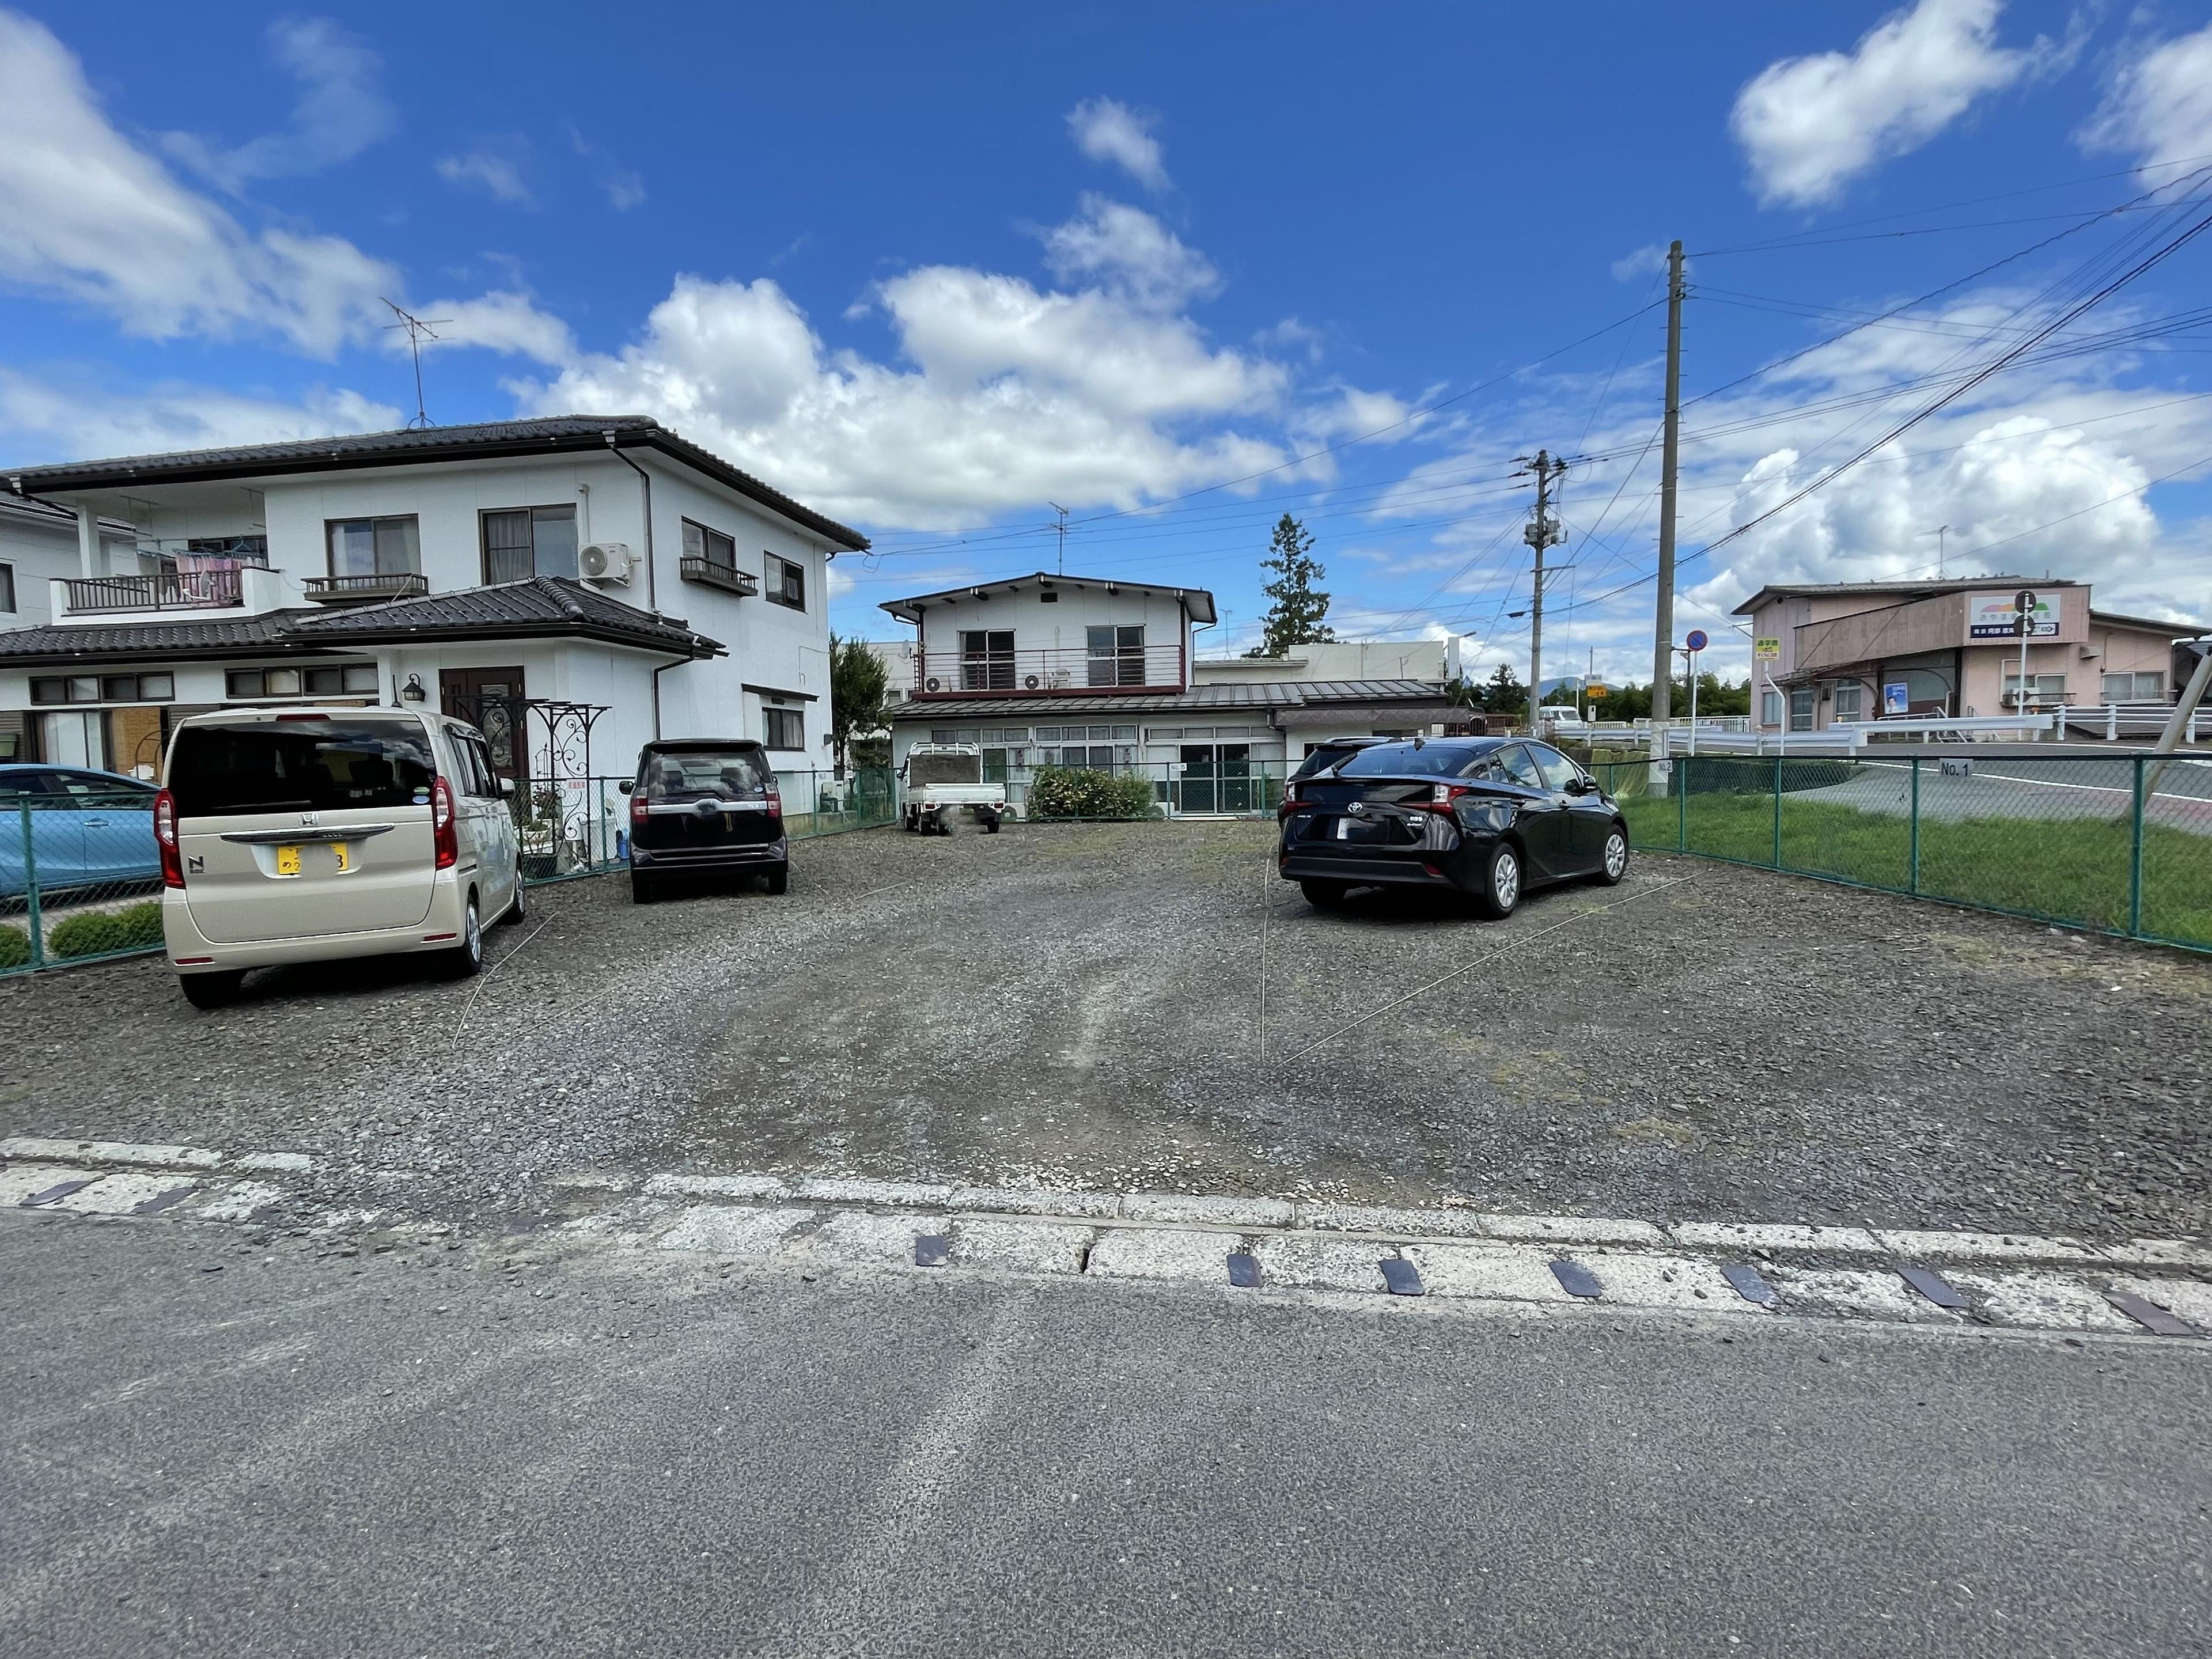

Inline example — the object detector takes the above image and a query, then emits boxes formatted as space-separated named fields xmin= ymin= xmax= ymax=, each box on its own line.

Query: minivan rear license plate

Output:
xmin=275 ymin=844 xmax=301 ymax=876
xmin=332 ymin=842 xmax=352 ymax=873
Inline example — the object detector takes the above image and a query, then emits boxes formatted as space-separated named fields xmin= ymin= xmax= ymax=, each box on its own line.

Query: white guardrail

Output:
xmin=1652 ymin=714 xmax=2058 ymax=757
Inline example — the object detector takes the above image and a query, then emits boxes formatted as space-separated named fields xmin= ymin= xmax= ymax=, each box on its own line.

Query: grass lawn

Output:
xmin=1618 ymin=790 xmax=2212 ymax=949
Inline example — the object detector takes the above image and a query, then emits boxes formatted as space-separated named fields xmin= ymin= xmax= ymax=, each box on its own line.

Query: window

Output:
xmin=31 ymin=673 xmax=169 ymax=704
xmin=166 ymin=721 xmax=438 ymax=816
xmin=0 ymin=562 xmax=14 ymax=613
xmin=762 ymin=706 xmax=805 ymax=749
xmin=764 ymin=552 xmax=805 ymax=609
xmin=482 ymin=505 xmax=578 ymax=584
xmin=682 ymin=519 xmax=737 ymax=568
xmin=2103 ymin=671 xmax=2165 ymax=702
xmin=1087 ymin=624 xmax=1145 ymax=687
xmin=227 ymin=664 xmax=377 ymax=699
xmin=961 ymin=630 xmax=1016 ymax=690
xmin=2002 ymin=672 xmax=2067 ymax=709
xmin=1832 ymin=683 xmax=1862 ymax=722
xmin=327 ymin=516 xmax=421 ymax=579
xmin=1789 ymin=688 xmax=1816 ymax=732
xmin=460 ymin=734 xmax=503 ymax=798
xmin=188 ymin=535 xmax=268 ymax=559
xmin=928 ymin=729 xmax=961 ymax=745
xmin=1528 ymin=744 xmax=1584 ymax=792
xmin=1760 ymin=690 xmax=1783 ymax=728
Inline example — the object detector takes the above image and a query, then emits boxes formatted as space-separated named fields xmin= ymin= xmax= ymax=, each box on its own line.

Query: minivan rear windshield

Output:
xmin=168 ymin=722 xmax=438 ymax=816
xmin=642 ymin=749 xmax=771 ymax=801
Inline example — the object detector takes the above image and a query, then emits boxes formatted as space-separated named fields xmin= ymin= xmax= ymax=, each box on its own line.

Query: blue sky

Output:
xmin=3 ymin=1 xmax=2210 ymax=681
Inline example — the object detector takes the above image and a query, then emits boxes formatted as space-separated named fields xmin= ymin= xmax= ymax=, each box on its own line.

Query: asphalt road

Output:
xmin=3 ymin=1214 xmax=2206 ymax=1658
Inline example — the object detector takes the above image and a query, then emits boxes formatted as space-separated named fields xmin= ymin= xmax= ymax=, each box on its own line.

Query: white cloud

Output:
xmin=435 ymin=150 xmax=535 ymax=208
xmin=2081 ymin=21 xmax=2212 ymax=172
xmin=1067 ymin=97 xmax=1169 ymax=191
xmin=164 ymin=17 xmax=396 ymax=190
xmin=1040 ymin=195 xmax=1219 ymax=310
xmin=0 ymin=369 xmax=400 ymax=461
xmin=0 ymin=9 xmax=394 ymax=354
xmin=411 ymin=290 xmax=577 ymax=365
xmin=1730 ymin=0 xmax=2069 ymax=208
xmin=1611 ymin=244 xmax=1668 ymax=283
xmin=570 ymin=127 xmax=645 ymax=211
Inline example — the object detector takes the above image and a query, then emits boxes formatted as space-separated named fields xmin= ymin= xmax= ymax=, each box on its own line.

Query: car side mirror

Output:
xmin=499 ymin=778 xmax=516 ymax=798
xmin=617 ymin=779 xmax=634 ymax=796
xmin=1568 ymin=776 xmax=1596 ymax=795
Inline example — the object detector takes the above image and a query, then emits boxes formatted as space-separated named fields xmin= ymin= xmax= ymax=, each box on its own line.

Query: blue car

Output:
xmin=0 ymin=763 xmax=161 ymax=899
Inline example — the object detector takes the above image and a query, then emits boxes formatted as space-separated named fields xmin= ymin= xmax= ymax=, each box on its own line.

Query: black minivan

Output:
xmin=620 ymin=740 xmax=787 ymax=903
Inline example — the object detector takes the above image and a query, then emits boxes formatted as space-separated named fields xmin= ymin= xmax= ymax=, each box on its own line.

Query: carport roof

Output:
xmin=891 ymin=677 xmax=1442 ymax=721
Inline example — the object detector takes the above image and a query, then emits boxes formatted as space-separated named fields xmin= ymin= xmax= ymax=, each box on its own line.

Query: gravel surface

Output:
xmin=3 ymin=821 xmax=2207 ymax=1239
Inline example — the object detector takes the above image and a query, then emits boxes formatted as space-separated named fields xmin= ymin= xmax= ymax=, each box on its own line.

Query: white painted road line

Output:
xmin=1120 ymin=1193 xmax=1298 ymax=1229
xmin=1400 ymin=1243 xmax=1575 ymax=1305
xmin=1671 ymin=1221 xmax=1887 ymax=1255
xmin=644 ymin=1173 xmax=794 ymax=1202
xmin=1484 ymin=1214 xmax=1669 ymax=1247
xmin=1292 ymin=1203 xmax=1489 ymax=1239
xmin=0 ymin=1165 xmax=95 ymax=1205
xmin=0 ymin=1137 xmax=224 ymax=1170
xmin=184 ymin=1181 xmax=291 ymax=1224
xmin=656 ymin=1205 xmax=816 ymax=1257
xmin=1251 ymin=1233 xmax=1392 ymax=1294
xmin=949 ymin=1219 xmax=1094 ymax=1275
xmin=50 ymin=1173 xmax=200 ymax=1216
xmin=801 ymin=1210 xmax=944 ymax=1267
xmin=1086 ymin=1228 xmax=1246 ymax=1282
xmin=1763 ymin=1267 xmax=1964 ymax=1326
xmin=1873 ymin=1229 xmax=2104 ymax=1264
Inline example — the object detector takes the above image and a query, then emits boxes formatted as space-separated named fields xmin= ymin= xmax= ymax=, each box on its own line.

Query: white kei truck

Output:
xmin=900 ymin=744 xmax=1008 ymax=835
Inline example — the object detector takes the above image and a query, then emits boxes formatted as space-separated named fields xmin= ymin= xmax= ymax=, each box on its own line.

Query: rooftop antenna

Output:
xmin=1048 ymin=502 xmax=1070 ymax=575
xmin=1918 ymin=523 xmax=1950 ymax=578
xmin=381 ymin=298 xmax=450 ymax=429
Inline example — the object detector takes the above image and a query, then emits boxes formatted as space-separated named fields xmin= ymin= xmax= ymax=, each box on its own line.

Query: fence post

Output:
xmin=1676 ymin=756 xmax=1688 ymax=851
xmin=20 ymin=799 xmax=43 ymax=971
xmin=1907 ymin=757 xmax=1921 ymax=896
xmin=1771 ymin=754 xmax=1783 ymax=869
xmin=2128 ymin=755 xmax=2146 ymax=938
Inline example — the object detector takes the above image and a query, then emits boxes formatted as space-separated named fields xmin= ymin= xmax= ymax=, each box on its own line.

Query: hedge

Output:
xmin=1028 ymin=766 xmax=1159 ymax=820
xmin=47 ymin=899 xmax=165 ymax=960
xmin=0 ymin=923 xmax=28 ymax=969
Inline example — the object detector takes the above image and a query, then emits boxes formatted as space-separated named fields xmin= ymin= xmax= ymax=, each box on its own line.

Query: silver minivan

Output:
xmin=155 ymin=707 xmax=524 ymax=1007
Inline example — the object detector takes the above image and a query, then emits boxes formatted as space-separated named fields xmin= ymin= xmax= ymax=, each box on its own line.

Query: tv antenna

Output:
xmin=1918 ymin=523 xmax=1951 ymax=577
xmin=1048 ymin=502 xmax=1070 ymax=574
xmin=381 ymin=298 xmax=450 ymax=429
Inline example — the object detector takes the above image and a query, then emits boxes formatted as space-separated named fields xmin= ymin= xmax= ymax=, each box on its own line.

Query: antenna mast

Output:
xmin=1048 ymin=502 xmax=1070 ymax=575
xmin=381 ymin=298 xmax=450 ymax=429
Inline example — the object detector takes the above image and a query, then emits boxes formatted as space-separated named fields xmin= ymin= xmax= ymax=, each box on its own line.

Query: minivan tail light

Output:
xmin=432 ymin=776 xmax=457 ymax=869
xmin=764 ymin=782 xmax=782 ymax=818
xmin=630 ymin=790 xmax=650 ymax=827
xmin=154 ymin=788 xmax=183 ymax=888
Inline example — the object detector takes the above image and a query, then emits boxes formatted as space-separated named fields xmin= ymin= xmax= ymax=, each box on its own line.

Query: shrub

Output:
xmin=47 ymin=900 xmax=164 ymax=960
xmin=1028 ymin=766 xmax=1158 ymax=820
xmin=0 ymin=923 xmax=28 ymax=969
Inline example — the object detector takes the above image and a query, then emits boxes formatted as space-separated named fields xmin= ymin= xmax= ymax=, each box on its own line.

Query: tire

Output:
xmin=1594 ymin=824 xmax=1630 ymax=887
xmin=499 ymin=865 xmax=527 ymax=925
xmin=764 ymin=863 xmax=789 ymax=896
xmin=1300 ymin=880 xmax=1349 ymax=909
xmin=1471 ymin=842 xmax=1523 ymax=920
xmin=179 ymin=970 xmax=245 ymax=1010
xmin=446 ymin=895 xmax=484 ymax=978
xmin=630 ymin=869 xmax=656 ymax=904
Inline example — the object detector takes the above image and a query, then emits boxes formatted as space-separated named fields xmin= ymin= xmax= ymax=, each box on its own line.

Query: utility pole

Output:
xmin=1650 ymin=240 xmax=1685 ymax=726
xmin=1518 ymin=449 xmax=1567 ymax=736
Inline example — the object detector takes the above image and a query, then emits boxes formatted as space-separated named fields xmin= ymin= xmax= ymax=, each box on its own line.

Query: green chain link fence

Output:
xmin=1594 ymin=750 xmax=2212 ymax=952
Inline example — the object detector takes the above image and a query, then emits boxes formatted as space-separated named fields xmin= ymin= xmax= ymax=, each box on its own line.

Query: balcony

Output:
xmin=912 ymin=642 xmax=1185 ymax=698
xmin=680 ymin=556 xmax=760 ymax=597
xmin=60 ymin=567 xmax=251 ymax=615
xmin=301 ymin=572 xmax=431 ymax=605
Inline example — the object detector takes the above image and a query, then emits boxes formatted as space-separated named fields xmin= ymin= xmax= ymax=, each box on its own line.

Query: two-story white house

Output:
xmin=876 ymin=571 xmax=1454 ymax=813
xmin=0 ymin=416 xmax=868 ymax=786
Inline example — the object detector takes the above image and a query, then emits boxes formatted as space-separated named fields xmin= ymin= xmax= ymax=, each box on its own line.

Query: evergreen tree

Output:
xmin=1247 ymin=514 xmax=1335 ymax=656
xmin=1484 ymin=662 xmax=1526 ymax=716
xmin=828 ymin=634 xmax=891 ymax=774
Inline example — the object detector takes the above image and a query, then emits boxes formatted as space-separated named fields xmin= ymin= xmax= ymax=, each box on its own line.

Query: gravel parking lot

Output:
xmin=4 ymin=821 xmax=2207 ymax=1240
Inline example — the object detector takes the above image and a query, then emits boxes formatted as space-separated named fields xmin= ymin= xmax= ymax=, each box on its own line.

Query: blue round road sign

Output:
xmin=1685 ymin=629 xmax=1709 ymax=652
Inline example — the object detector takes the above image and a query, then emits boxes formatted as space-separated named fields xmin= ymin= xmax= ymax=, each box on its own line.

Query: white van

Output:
xmin=154 ymin=708 xmax=524 ymax=1007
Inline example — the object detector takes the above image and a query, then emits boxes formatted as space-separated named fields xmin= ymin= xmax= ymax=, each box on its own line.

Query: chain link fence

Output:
xmin=1596 ymin=751 xmax=2212 ymax=952
xmin=1 ymin=766 xmax=903 ymax=976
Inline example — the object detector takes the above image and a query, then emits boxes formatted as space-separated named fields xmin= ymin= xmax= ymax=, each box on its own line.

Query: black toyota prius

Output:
xmin=1277 ymin=736 xmax=1628 ymax=917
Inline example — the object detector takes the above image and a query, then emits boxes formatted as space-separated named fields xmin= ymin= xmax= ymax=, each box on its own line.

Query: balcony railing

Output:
xmin=912 ymin=643 xmax=1185 ymax=697
xmin=301 ymin=572 xmax=431 ymax=604
xmin=680 ymin=556 xmax=760 ymax=597
xmin=60 ymin=567 xmax=249 ymax=615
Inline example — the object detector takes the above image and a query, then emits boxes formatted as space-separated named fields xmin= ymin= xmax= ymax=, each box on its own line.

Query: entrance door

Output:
xmin=440 ymin=667 xmax=527 ymax=783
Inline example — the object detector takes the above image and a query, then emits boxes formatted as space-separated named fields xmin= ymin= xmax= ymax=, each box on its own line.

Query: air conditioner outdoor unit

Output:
xmin=579 ymin=541 xmax=635 ymax=584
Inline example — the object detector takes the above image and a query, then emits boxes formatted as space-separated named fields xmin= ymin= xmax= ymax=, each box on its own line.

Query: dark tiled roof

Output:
xmin=5 ymin=415 xmax=869 ymax=552
xmin=891 ymin=677 xmax=1440 ymax=721
xmin=0 ymin=579 xmax=722 ymax=665
xmin=0 ymin=611 xmax=321 ymax=665
xmin=290 ymin=577 xmax=721 ymax=656
xmin=2088 ymin=608 xmax=2210 ymax=637
xmin=881 ymin=571 xmax=1218 ymax=624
